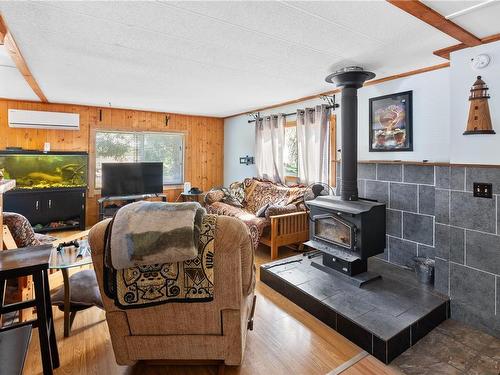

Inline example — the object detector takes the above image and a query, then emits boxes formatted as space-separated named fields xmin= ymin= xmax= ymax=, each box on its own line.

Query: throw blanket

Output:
xmin=103 ymin=214 xmax=217 ymax=309
xmin=108 ymin=201 xmax=205 ymax=270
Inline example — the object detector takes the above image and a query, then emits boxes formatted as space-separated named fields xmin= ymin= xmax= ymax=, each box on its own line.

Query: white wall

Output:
xmin=357 ymin=68 xmax=450 ymax=162
xmin=449 ymin=41 xmax=500 ymax=164
xmin=225 ymin=68 xmax=451 ymax=184
xmin=224 ymin=97 xmax=328 ymax=185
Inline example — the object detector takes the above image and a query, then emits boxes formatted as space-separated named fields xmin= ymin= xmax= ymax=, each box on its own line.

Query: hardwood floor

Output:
xmin=23 ymin=244 xmax=398 ymax=375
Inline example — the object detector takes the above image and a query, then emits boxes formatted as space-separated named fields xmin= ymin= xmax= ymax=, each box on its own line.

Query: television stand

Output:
xmin=98 ymin=193 xmax=167 ymax=221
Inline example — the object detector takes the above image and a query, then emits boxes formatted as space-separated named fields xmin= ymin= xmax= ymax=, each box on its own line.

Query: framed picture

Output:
xmin=369 ymin=90 xmax=413 ymax=152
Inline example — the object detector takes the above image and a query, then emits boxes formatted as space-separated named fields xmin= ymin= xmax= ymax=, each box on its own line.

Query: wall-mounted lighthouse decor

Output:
xmin=464 ymin=76 xmax=495 ymax=135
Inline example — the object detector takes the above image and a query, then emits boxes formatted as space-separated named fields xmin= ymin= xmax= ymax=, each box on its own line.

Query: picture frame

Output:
xmin=369 ymin=90 xmax=413 ymax=152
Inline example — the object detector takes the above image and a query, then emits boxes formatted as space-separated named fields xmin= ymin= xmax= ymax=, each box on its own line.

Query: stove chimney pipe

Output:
xmin=325 ymin=67 xmax=375 ymax=201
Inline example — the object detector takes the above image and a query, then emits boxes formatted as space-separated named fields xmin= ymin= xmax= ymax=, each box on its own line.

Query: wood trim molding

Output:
xmin=0 ymin=15 xmax=6 ymax=45
xmin=434 ymin=33 xmax=500 ymax=59
xmin=364 ymin=62 xmax=450 ymax=86
xmin=387 ymin=0 xmax=481 ymax=46
xmin=224 ymin=62 xmax=450 ymax=119
xmin=0 ymin=14 xmax=48 ymax=102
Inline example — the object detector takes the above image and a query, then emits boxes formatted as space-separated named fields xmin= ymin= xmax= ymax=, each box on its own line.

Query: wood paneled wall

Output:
xmin=0 ymin=99 xmax=224 ymax=226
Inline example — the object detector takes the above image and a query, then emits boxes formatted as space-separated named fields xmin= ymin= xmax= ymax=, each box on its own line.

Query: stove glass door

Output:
xmin=314 ymin=215 xmax=353 ymax=249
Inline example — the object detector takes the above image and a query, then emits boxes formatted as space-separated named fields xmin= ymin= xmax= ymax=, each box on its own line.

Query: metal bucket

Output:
xmin=413 ymin=257 xmax=435 ymax=285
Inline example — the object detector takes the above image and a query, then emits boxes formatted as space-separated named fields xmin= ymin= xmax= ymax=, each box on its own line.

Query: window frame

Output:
xmin=90 ymin=129 xmax=186 ymax=195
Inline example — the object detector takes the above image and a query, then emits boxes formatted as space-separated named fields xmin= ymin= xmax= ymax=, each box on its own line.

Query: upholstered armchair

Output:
xmin=88 ymin=215 xmax=256 ymax=366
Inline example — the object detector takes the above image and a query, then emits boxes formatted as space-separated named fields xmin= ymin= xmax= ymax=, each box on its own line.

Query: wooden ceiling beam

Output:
xmin=434 ymin=33 xmax=500 ymax=60
xmin=387 ymin=0 xmax=481 ymax=46
xmin=0 ymin=14 xmax=48 ymax=102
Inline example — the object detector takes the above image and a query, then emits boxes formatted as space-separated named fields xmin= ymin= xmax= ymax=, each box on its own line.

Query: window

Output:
xmin=284 ymin=123 xmax=298 ymax=179
xmin=95 ymin=131 xmax=184 ymax=188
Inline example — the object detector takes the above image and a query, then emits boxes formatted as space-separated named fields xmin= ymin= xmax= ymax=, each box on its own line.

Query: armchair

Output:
xmin=88 ymin=215 xmax=256 ymax=366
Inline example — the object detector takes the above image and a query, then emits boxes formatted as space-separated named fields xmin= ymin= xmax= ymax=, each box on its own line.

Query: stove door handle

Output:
xmin=311 ymin=213 xmax=336 ymax=222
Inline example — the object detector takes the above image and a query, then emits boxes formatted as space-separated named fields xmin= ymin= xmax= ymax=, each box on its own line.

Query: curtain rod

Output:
xmin=247 ymin=105 xmax=337 ymax=123
xmin=247 ymin=94 xmax=338 ymax=123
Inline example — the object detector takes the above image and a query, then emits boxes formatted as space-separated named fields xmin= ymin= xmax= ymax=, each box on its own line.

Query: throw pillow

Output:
xmin=256 ymin=203 xmax=270 ymax=218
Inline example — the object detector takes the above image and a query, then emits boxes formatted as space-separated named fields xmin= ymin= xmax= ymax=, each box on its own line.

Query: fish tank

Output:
xmin=0 ymin=150 xmax=88 ymax=190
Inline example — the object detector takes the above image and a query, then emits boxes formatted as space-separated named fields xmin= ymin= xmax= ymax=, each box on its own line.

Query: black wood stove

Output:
xmin=305 ymin=67 xmax=386 ymax=280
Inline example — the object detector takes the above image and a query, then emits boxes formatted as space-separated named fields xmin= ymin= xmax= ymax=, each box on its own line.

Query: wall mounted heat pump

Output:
xmin=8 ymin=109 xmax=80 ymax=131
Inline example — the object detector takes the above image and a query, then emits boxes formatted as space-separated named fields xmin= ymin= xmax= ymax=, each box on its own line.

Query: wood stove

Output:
xmin=305 ymin=67 xmax=386 ymax=279
xmin=306 ymin=196 xmax=385 ymax=276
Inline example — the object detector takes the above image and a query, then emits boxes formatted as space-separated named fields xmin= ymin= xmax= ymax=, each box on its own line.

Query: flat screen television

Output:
xmin=101 ymin=162 xmax=163 ymax=196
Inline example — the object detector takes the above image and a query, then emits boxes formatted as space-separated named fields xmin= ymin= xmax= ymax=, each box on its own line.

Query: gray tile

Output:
xmin=418 ymin=244 xmax=435 ymax=259
xmin=450 ymin=191 xmax=496 ymax=233
xmin=358 ymin=163 xmax=376 ymax=179
xmin=450 ymin=227 xmax=465 ymax=264
xmin=436 ymin=166 xmax=451 ymax=189
xmin=498 ymin=196 xmax=500 ymax=235
xmin=376 ymin=163 xmax=402 ymax=182
xmin=451 ymin=167 xmax=465 ymax=191
xmin=419 ymin=185 xmax=435 ymax=215
xmin=465 ymin=230 xmax=500 ymax=275
xmin=466 ymin=166 xmax=500 ymax=194
xmin=376 ymin=245 xmax=389 ymax=261
xmin=403 ymin=212 xmax=434 ymax=246
xmin=451 ymin=299 xmax=500 ymax=339
xmin=434 ymin=257 xmax=449 ymax=295
xmin=450 ymin=263 xmax=496 ymax=320
xmin=390 ymin=183 xmax=417 ymax=212
xmin=388 ymin=236 xmax=417 ymax=267
xmin=386 ymin=209 xmax=402 ymax=237
xmin=322 ymin=292 xmax=375 ymax=318
xmin=365 ymin=180 xmax=388 ymax=203
xmin=403 ymin=164 xmax=435 ymax=185
xmin=357 ymin=179 xmax=366 ymax=198
xmin=435 ymin=189 xmax=450 ymax=224
xmin=435 ymin=224 xmax=450 ymax=260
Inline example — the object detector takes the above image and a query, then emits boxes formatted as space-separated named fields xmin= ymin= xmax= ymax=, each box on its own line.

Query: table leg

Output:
xmin=33 ymin=271 xmax=53 ymax=375
xmin=43 ymin=270 xmax=59 ymax=368
xmin=0 ymin=277 xmax=5 ymax=324
xmin=62 ymin=268 xmax=71 ymax=338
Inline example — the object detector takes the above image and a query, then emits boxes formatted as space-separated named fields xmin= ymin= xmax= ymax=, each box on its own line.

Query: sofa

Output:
xmin=205 ymin=178 xmax=309 ymax=259
xmin=89 ymin=215 xmax=256 ymax=366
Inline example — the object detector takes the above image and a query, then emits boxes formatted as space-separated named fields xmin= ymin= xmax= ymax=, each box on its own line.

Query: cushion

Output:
xmin=51 ymin=269 xmax=103 ymax=309
xmin=242 ymin=178 xmax=288 ymax=214
xmin=265 ymin=204 xmax=299 ymax=218
xmin=204 ymin=189 xmax=225 ymax=205
xmin=256 ymin=203 xmax=269 ymax=218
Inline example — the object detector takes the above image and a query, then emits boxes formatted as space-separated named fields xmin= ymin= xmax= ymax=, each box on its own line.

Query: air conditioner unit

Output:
xmin=8 ymin=109 xmax=80 ymax=131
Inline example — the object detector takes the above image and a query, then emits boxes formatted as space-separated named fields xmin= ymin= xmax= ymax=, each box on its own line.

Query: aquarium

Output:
xmin=0 ymin=151 xmax=88 ymax=190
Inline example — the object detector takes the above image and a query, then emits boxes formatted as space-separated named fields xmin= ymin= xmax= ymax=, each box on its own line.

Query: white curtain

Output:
xmin=296 ymin=104 xmax=330 ymax=185
xmin=254 ymin=114 xmax=286 ymax=183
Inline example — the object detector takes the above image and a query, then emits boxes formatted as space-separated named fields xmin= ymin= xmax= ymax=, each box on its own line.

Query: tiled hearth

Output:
xmin=340 ymin=162 xmax=500 ymax=338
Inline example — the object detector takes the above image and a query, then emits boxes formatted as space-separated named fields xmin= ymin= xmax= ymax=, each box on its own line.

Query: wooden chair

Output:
xmin=2 ymin=225 xmax=35 ymax=322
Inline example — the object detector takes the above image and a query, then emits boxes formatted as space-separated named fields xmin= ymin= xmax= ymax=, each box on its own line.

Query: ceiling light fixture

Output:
xmin=445 ymin=0 xmax=495 ymax=20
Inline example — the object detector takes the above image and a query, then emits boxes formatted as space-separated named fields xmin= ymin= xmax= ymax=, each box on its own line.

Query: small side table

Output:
xmin=179 ymin=192 xmax=204 ymax=204
xmin=49 ymin=236 xmax=94 ymax=337
xmin=0 ymin=245 xmax=60 ymax=375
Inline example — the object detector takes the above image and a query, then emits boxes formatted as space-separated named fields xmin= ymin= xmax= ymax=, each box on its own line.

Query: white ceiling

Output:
xmin=423 ymin=0 xmax=500 ymax=38
xmin=0 ymin=1 xmax=494 ymax=117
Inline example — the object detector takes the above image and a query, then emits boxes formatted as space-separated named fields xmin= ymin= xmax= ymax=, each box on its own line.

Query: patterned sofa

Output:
xmin=205 ymin=178 xmax=309 ymax=259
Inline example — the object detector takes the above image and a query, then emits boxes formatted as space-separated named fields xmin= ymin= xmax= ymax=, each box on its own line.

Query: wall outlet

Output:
xmin=473 ymin=182 xmax=493 ymax=198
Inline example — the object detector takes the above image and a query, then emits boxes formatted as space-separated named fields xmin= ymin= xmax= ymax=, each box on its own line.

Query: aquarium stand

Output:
xmin=98 ymin=193 xmax=168 ymax=221
xmin=4 ymin=188 xmax=86 ymax=233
